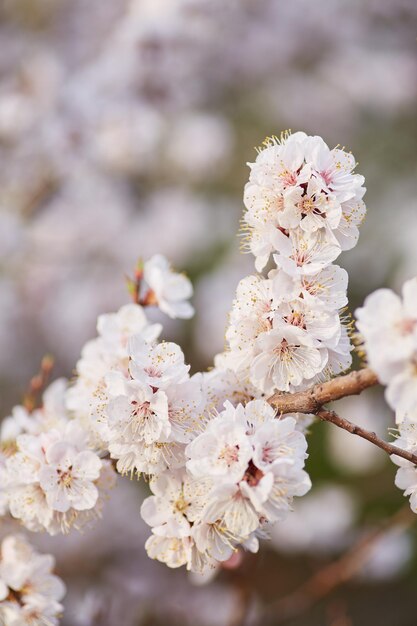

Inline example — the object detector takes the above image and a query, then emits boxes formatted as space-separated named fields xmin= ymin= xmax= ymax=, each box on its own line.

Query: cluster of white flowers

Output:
xmin=243 ymin=131 xmax=366 ymax=271
xmin=1 ymin=0 xmax=415 ymax=404
xmin=356 ymin=277 xmax=417 ymax=511
xmin=1 ymin=379 xmax=116 ymax=535
xmin=65 ymin=255 xmax=194 ymax=451
xmin=11 ymin=128 xmax=417 ymax=623
xmin=0 ymin=534 xmax=66 ymax=626
xmin=104 ymin=337 xmax=204 ymax=477
xmin=223 ymin=131 xmax=366 ymax=394
xmin=66 ymin=302 xmax=163 ymax=451
xmin=356 ymin=277 xmax=417 ymax=418
xmin=0 ymin=1 xmax=415 ymax=617
xmin=66 ymin=257 xmax=200 ymax=477
xmin=129 ymin=140 xmax=365 ymax=570
xmin=142 ymin=400 xmax=311 ymax=572
xmin=1 ymin=129 xmax=374 ymax=586
xmin=1 ymin=243 xmax=318 ymax=582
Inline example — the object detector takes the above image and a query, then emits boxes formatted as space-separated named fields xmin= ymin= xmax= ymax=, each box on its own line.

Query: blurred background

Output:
xmin=1 ymin=0 xmax=417 ymax=624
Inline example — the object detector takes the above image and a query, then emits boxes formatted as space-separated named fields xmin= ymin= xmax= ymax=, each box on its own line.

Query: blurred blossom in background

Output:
xmin=1 ymin=1 xmax=417 ymax=624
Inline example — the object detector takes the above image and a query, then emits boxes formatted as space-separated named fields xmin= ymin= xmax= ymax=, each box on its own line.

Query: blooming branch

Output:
xmin=2 ymin=128 xmax=417 ymax=626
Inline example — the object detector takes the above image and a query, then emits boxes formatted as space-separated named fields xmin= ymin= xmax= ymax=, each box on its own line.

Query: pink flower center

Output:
xmin=57 ymin=467 xmax=73 ymax=487
xmin=291 ymin=249 xmax=308 ymax=267
xmin=145 ymin=366 xmax=162 ymax=378
xmin=284 ymin=311 xmax=307 ymax=330
xmin=300 ymin=197 xmax=315 ymax=214
xmin=131 ymin=400 xmax=152 ymax=420
xmin=280 ymin=169 xmax=298 ymax=186
xmin=302 ymin=278 xmax=319 ymax=296
xmin=219 ymin=444 xmax=240 ymax=466
xmin=397 ymin=318 xmax=416 ymax=336
xmin=320 ymin=169 xmax=333 ymax=186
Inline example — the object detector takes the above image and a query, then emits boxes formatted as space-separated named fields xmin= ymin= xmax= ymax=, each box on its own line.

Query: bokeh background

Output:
xmin=1 ymin=1 xmax=417 ymax=624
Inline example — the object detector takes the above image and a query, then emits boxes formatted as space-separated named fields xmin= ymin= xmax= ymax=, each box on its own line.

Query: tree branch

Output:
xmin=262 ymin=505 xmax=413 ymax=625
xmin=316 ymin=409 xmax=417 ymax=465
xmin=269 ymin=368 xmax=379 ymax=414
xmin=268 ymin=367 xmax=417 ymax=466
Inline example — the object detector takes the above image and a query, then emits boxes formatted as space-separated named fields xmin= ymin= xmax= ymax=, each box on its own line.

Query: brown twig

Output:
xmin=269 ymin=368 xmax=378 ymax=414
xmin=126 ymin=259 xmax=159 ymax=307
xmin=263 ymin=505 xmax=413 ymax=625
xmin=268 ymin=368 xmax=417 ymax=466
xmin=316 ymin=409 xmax=417 ymax=465
xmin=227 ymin=552 xmax=257 ymax=626
xmin=125 ymin=263 xmax=143 ymax=305
xmin=22 ymin=355 xmax=54 ymax=413
xmin=229 ymin=582 xmax=252 ymax=626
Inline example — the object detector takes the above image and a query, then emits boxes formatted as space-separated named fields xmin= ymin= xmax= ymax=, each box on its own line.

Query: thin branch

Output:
xmin=23 ymin=355 xmax=55 ymax=413
xmin=316 ymin=409 xmax=417 ymax=464
xmin=268 ymin=368 xmax=416 ymax=466
xmin=228 ymin=580 xmax=252 ymax=626
xmin=269 ymin=368 xmax=379 ymax=414
xmin=263 ymin=505 xmax=413 ymax=625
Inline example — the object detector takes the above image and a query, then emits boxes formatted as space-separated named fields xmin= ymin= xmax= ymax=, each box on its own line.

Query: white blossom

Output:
xmin=272 ymin=230 xmax=341 ymax=278
xmin=97 ymin=303 xmax=162 ymax=355
xmin=0 ymin=127 xmax=374 ymax=578
xmin=39 ymin=444 xmax=102 ymax=514
xmin=128 ymin=336 xmax=190 ymax=390
xmin=334 ymin=194 xmax=366 ymax=251
xmin=142 ymin=470 xmax=212 ymax=537
xmin=303 ymin=135 xmax=365 ymax=201
xmin=202 ymin=362 xmax=263 ymax=414
xmin=356 ymin=277 xmax=417 ymax=414
xmin=270 ymin=263 xmax=349 ymax=311
xmin=106 ymin=374 xmax=170 ymax=445
xmin=272 ymin=298 xmax=341 ymax=347
xmin=186 ymin=405 xmax=254 ymax=482
xmin=164 ymin=375 xmax=205 ymax=443
xmin=391 ymin=420 xmax=417 ymax=512
xmin=143 ymin=254 xmax=195 ymax=319
xmin=103 ymin=336 xmax=201 ymax=476
xmin=6 ymin=421 xmax=116 ymax=535
xmin=281 ymin=178 xmax=342 ymax=233
xmin=186 ymin=400 xmax=310 ymax=560
xmin=325 ymin=324 xmax=354 ymax=377
xmin=250 ymin=326 xmax=327 ymax=394
xmin=109 ymin=439 xmax=186 ymax=477
xmin=66 ymin=303 xmax=161 ymax=449
xmin=0 ymin=534 xmax=66 ymax=626
xmin=144 ymin=535 xmax=195 ymax=570
xmin=223 ymin=131 xmax=364 ymax=397
xmin=141 ymin=470 xmax=216 ymax=571
xmin=140 ymin=398 xmax=310 ymax=573
xmin=0 ymin=453 xmax=9 ymax=516
xmin=243 ymin=131 xmax=365 ymax=271
xmin=355 ymin=278 xmax=417 ymax=384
